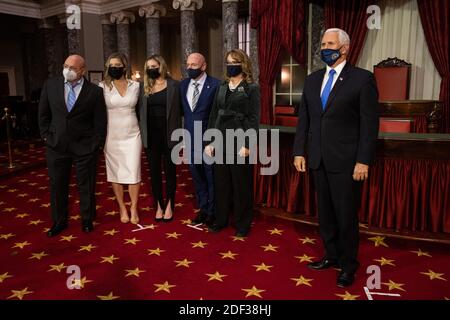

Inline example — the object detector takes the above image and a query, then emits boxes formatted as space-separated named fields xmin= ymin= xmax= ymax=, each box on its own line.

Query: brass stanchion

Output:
xmin=2 ymin=107 xmax=15 ymax=169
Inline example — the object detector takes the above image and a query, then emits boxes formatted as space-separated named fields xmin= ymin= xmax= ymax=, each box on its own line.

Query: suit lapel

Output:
xmin=323 ymin=63 xmax=352 ymax=113
xmin=58 ymin=77 xmax=68 ymax=115
xmin=313 ymin=69 xmax=326 ymax=114
xmin=218 ymin=82 xmax=227 ymax=109
xmin=193 ymin=76 xmax=211 ymax=112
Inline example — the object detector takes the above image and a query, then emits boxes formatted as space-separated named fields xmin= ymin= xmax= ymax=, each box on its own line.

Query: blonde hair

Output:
xmin=225 ymin=49 xmax=254 ymax=83
xmin=143 ymin=55 xmax=170 ymax=96
xmin=103 ymin=52 xmax=128 ymax=90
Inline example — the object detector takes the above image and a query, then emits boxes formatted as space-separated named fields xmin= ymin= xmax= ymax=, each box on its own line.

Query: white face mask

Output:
xmin=63 ymin=68 xmax=78 ymax=82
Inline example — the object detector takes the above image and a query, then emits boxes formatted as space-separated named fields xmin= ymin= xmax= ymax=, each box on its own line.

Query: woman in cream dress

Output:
xmin=99 ymin=53 xmax=142 ymax=224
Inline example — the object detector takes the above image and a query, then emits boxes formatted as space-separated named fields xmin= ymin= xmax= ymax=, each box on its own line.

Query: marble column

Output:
xmin=101 ymin=14 xmax=118 ymax=63
xmin=173 ymin=0 xmax=203 ymax=77
xmin=249 ymin=0 xmax=259 ymax=83
xmin=38 ymin=19 xmax=57 ymax=78
xmin=139 ymin=3 xmax=166 ymax=57
xmin=310 ymin=3 xmax=325 ymax=73
xmin=222 ymin=0 xmax=239 ymax=55
xmin=110 ymin=11 xmax=135 ymax=64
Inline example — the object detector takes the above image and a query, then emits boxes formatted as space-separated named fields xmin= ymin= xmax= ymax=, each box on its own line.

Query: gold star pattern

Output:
xmin=253 ymin=263 xmax=273 ymax=272
xmin=15 ymin=213 xmax=30 ymax=219
xmin=29 ymin=251 xmax=49 ymax=260
xmin=60 ymin=235 xmax=77 ymax=242
xmin=174 ymin=258 xmax=194 ymax=268
xmin=206 ymin=271 xmax=227 ymax=282
xmin=100 ymin=255 xmax=119 ymax=264
xmin=382 ymin=280 xmax=406 ymax=291
xmin=141 ymin=207 xmax=151 ymax=211
xmin=0 ymin=233 xmax=15 ymax=240
xmin=105 ymin=210 xmax=118 ymax=216
xmin=40 ymin=203 xmax=50 ymax=208
xmin=48 ymin=263 xmax=66 ymax=272
xmin=147 ymin=248 xmax=165 ymax=256
xmin=97 ymin=292 xmax=120 ymax=300
xmin=124 ymin=238 xmax=141 ymax=245
xmin=3 ymin=207 xmax=17 ymax=212
xmin=291 ymin=275 xmax=313 ymax=287
xmin=242 ymin=286 xmax=265 ymax=298
xmin=28 ymin=219 xmax=43 ymax=225
xmin=261 ymin=244 xmax=278 ymax=252
xmin=7 ymin=288 xmax=33 ymax=300
xmin=69 ymin=277 xmax=92 ymax=289
xmin=17 ymin=193 xmax=28 ymax=197
xmin=104 ymin=229 xmax=119 ymax=236
xmin=175 ymin=203 xmax=184 ymax=207
xmin=219 ymin=251 xmax=238 ymax=260
xmin=410 ymin=249 xmax=432 ymax=257
xmin=12 ymin=241 xmax=31 ymax=249
xmin=298 ymin=237 xmax=316 ymax=244
xmin=166 ymin=232 xmax=182 ymax=239
xmin=154 ymin=281 xmax=176 ymax=293
xmin=27 ymin=198 xmax=40 ymax=202
xmin=0 ymin=272 xmax=13 ymax=283
xmin=268 ymin=228 xmax=283 ymax=235
xmin=368 ymin=236 xmax=388 ymax=247
xmin=69 ymin=215 xmax=80 ymax=221
xmin=125 ymin=268 xmax=146 ymax=277
xmin=191 ymin=241 xmax=208 ymax=248
xmin=78 ymin=244 xmax=97 ymax=252
xmin=374 ymin=257 xmax=396 ymax=266
xmin=335 ymin=291 xmax=359 ymax=300
xmin=295 ymin=254 xmax=315 ymax=263
xmin=180 ymin=219 xmax=192 ymax=225
xmin=231 ymin=236 xmax=246 ymax=242
xmin=420 ymin=270 xmax=447 ymax=281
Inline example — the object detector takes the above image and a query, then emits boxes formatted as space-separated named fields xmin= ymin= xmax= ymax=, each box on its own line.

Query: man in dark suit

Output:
xmin=180 ymin=53 xmax=220 ymax=226
xmin=39 ymin=55 xmax=107 ymax=236
xmin=293 ymin=28 xmax=379 ymax=287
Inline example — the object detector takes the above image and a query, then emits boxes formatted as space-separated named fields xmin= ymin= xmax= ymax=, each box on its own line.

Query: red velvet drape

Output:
xmin=418 ymin=0 xmax=450 ymax=133
xmin=324 ymin=0 xmax=371 ymax=65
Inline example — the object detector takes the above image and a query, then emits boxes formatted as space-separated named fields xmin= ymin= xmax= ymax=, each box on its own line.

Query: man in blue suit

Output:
xmin=180 ymin=53 xmax=220 ymax=226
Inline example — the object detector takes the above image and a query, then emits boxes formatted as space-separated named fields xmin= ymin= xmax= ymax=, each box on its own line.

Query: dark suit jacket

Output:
xmin=180 ymin=75 xmax=220 ymax=152
xmin=137 ymin=78 xmax=182 ymax=149
xmin=38 ymin=76 xmax=107 ymax=156
xmin=293 ymin=63 xmax=379 ymax=173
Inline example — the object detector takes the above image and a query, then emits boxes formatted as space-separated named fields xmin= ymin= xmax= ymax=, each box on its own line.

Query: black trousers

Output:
xmin=312 ymin=162 xmax=362 ymax=274
xmin=214 ymin=160 xmax=254 ymax=232
xmin=46 ymin=147 xmax=98 ymax=224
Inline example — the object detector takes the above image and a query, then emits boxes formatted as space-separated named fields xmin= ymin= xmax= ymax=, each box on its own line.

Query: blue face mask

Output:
xmin=320 ymin=47 xmax=342 ymax=66
xmin=187 ymin=68 xmax=203 ymax=79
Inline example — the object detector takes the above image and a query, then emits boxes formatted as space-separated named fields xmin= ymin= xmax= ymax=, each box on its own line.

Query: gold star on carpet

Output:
xmin=15 ymin=213 xmax=30 ymax=219
xmin=147 ymin=248 xmax=165 ymax=256
xmin=40 ymin=203 xmax=50 ymax=208
xmin=141 ymin=207 xmax=151 ymax=211
xmin=7 ymin=189 xmax=18 ymax=193
xmin=382 ymin=280 xmax=406 ymax=291
xmin=3 ymin=207 xmax=17 ymax=212
xmin=0 ymin=272 xmax=13 ymax=283
xmin=96 ymin=205 xmax=102 ymax=210
xmin=191 ymin=241 xmax=208 ymax=248
xmin=125 ymin=268 xmax=146 ymax=278
xmin=107 ymin=197 xmax=116 ymax=201
xmin=124 ymin=238 xmax=141 ymax=245
xmin=97 ymin=292 xmax=120 ymax=300
xmin=28 ymin=198 xmax=40 ymax=202
xmin=60 ymin=235 xmax=77 ymax=242
xmin=42 ymin=228 xmax=50 ymax=233
xmin=7 ymin=287 xmax=33 ymax=300
xmin=78 ymin=244 xmax=97 ymax=252
xmin=104 ymin=229 xmax=119 ymax=236
xmin=181 ymin=219 xmax=192 ymax=225
xmin=29 ymin=251 xmax=49 ymax=260
xmin=253 ymin=263 xmax=273 ymax=272
xmin=175 ymin=203 xmax=184 ymax=207
xmin=231 ymin=235 xmax=246 ymax=241
xmin=105 ymin=210 xmax=118 ymax=216
xmin=178 ymin=183 xmax=187 ymax=187
xmin=295 ymin=254 xmax=315 ymax=263
xmin=18 ymin=179 xmax=28 ymax=182
xmin=69 ymin=215 xmax=80 ymax=221
xmin=166 ymin=232 xmax=181 ymax=239
xmin=206 ymin=271 xmax=227 ymax=282
xmin=100 ymin=255 xmax=119 ymax=264
xmin=12 ymin=241 xmax=31 ymax=249
xmin=261 ymin=244 xmax=278 ymax=252
xmin=411 ymin=249 xmax=432 ymax=257
xmin=175 ymin=258 xmax=194 ymax=268
xmin=291 ymin=275 xmax=313 ymax=287
xmin=48 ymin=263 xmax=66 ymax=272
xmin=28 ymin=219 xmax=43 ymax=225
xmin=17 ymin=193 xmax=28 ymax=197
xmin=374 ymin=257 xmax=396 ymax=266
xmin=368 ymin=236 xmax=388 ymax=247
xmin=335 ymin=291 xmax=359 ymax=300
xmin=299 ymin=237 xmax=316 ymax=244
xmin=219 ymin=251 xmax=238 ymax=260
xmin=154 ymin=281 xmax=176 ymax=293
xmin=139 ymin=193 xmax=149 ymax=197
xmin=421 ymin=270 xmax=447 ymax=281
xmin=184 ymin=194 xmax=194 ymax=198
xmin=268 ymin=228 xmax=283 ymax=235
xmin=69 ymin=276 xmax=92 ymax=289
xmin=27 ymin=183 xmax=37 ymax=186
xmin=95 ymin=192 xmax=103 ymax=196
xmin=242 ymin=286 xmax=265 ymax=298
xmin=0 ymin=233 xmax=15 ymax=240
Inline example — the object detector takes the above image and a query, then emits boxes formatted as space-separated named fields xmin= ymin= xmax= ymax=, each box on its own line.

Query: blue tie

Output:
xmin=67 ymin=82 xmax=80 ymax=112
xmin=321 ymin=69 xmax=336 ymax=110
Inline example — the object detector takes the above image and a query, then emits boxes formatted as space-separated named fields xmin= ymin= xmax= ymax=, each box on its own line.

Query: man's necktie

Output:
xmin=192 ymin=81 xmax=200 ymax=111
xmin=321 ymin=69 xmax=336 ymax=110
xmin=67 ymin=82 xmax=80 ymax=112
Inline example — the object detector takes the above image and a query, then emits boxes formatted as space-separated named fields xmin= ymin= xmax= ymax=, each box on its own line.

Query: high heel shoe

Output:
xmin=120 ymin=210 xmax=130 ymax=223
xmin=130 ymin=213 xmax=139 ymax=225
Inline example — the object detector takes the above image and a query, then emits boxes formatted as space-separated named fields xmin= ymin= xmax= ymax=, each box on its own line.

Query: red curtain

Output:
xmin=418 ymin=0 xmax=450 ymax=133
xmin=324 ymin=0 xmax=371 ymax=65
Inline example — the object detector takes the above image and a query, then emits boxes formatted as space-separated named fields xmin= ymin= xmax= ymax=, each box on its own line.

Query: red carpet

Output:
xmin=0 ymin=148 xmax=449 ymax=300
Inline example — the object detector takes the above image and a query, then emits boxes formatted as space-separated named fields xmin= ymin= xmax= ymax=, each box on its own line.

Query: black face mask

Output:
xmin=227 ymin=64 xmax=243 ymax=77
xmin=147 ymin=68 xmax=160 ymax=79
xmin=186 ymin=68 xmax=203 ymax=80
xmin=108 ymin=66 xmax=125 ymax=80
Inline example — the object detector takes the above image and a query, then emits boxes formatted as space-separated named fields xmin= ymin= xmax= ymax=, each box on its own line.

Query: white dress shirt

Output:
xmin=64 ymin=77 xmax=84 ymax=106
xmin=186 ymin=72 xmax=207 ymax=111
xmin=320 ymin=60 xmax=347 ymax=96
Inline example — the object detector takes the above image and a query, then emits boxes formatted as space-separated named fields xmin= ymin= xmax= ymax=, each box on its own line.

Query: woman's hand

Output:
xmin=205 ymin=145 xmax=215 ymax=157
xmin=238 ymin=147 xmax=250 ymax=157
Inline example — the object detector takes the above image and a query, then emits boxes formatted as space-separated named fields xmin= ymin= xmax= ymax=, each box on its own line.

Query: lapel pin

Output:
xmin=339 ymin=77 xmax=343 ymax=81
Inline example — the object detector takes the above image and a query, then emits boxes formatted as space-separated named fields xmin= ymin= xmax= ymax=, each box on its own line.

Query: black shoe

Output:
xmin=307 ymin=257 xmax=339 ymax=270
xmin=162 ymin=216 xmax=173 ymax=223
xmin=235 ymin=229 xmax=249 ymax=237
xmin=47 ymin=222 xmax=68 ymax=237
xmin=337 ymin=271 xmax=355 ymax=288
xmin=81 ymin=220 xmax=94 ymax=233
xmin=208 ymin=224 xmax=226 ymax=233
xmin=204 ymin=215 xmax=215 ymax=227
xmin=191 ymin=211 xmax=207 ymax=225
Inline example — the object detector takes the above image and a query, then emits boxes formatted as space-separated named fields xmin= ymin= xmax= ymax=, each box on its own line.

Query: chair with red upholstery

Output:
xmin=374 ymin=57 xmax=411 ymax=101
xmin=274 ymin=105 xmax=298 ymax=127
xmin=379 ymin=117 xmax=412 ymax=133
